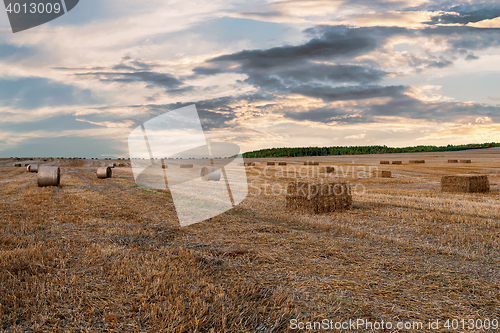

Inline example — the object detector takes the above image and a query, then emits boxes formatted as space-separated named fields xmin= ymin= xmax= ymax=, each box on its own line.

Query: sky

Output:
xmin=0 ymin=0 xmax=499 ymax=158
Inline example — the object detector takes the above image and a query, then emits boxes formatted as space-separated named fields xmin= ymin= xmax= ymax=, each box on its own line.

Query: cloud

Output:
xmin=290 ymin=85 xmax=407 ymax=102
xmin=426 ymin=7 xmax=500 ymax=25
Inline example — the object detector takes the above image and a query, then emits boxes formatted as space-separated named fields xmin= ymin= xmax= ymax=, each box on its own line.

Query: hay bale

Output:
xmin=97 ymin=167 xmax=112 ymax=179
xmin=37 ymin=166 xmax=60 ymax=187
xmin=448 ymin=159 xmax=458 ymax=163
xmin=286 ymin=181 xmax=352 ymax=214
xmin=180 ymin=164 xmax=194 ymax=168
xmin=409 ymin=160 xmax=425 ymax=164
xmin=320 ymin=166 xmax=335 ymax=173
xmin=380 ymin=161 xmax=390 ymax=164
xmin=14 ymin=163 xmax=21 ymax=167
xmin=304 ymin=162 xmax=319 ymax=166
xmin=200 ymin=167 xmax=221 ymax=181
xmin=373 ymin=170 xmax=391 ymax=178
xmin=391 ymin=161 xmax=402 ymax=165
xmin=245 ymin=162 xmax=256 ymax=166
xmin=27 ymin=164 xmax=39 ymax=173
xmin=278 ymin=162 xmax=287 ymax=166
xmin=441 ymin=175 xmax=489 ymax=193
xmin=267 ymin=162 xmax=276 ymax=166
xmin=460 ymin=160 xmax=472 ymax=163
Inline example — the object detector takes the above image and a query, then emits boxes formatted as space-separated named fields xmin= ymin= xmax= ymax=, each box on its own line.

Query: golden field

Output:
xmin=0 ymin=149 xmax=499 ymax=332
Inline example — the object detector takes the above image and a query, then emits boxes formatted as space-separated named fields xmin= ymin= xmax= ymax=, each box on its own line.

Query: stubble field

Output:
xmin=1 ymin=149 xmax=499 ymax=332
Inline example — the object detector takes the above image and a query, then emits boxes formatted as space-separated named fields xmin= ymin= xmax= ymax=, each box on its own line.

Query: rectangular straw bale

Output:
xmin=441 ymin=175 xmax=489 ymax=193
xmin=267 ymin=162 xmax=276 ymax=166
xmin=286 ymin=181 xmax=352 ymax=214
xmin=304 ymin=162 xmax=319 ymax=165
xmin=380 ymin=161 xmax=390 ymax=164
xmin=460 ymin=160 xmax=472 ymax=163
xmin=409 ymin=160 xmax=425 ymax=164
xmin=448 ymin=159 xmax=458 ymax=163
xmin=245 ymin=162 xmax=256 ymax=166
xmin=372 ymin=170 xmax=391 ymax=178
xmin=391 ymin=161 xmax=402 ymax=165
xmin=180 ymin=164 xmax=194 ymax=168
xmin=320 ymin=166 xmax=335 ymax=173
xmin=278 ymin=162 xmax=287 ymax=166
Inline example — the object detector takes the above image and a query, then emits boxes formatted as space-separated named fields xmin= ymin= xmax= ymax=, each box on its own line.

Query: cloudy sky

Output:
xmin=0 ymin=0 xmax=499 ymax=157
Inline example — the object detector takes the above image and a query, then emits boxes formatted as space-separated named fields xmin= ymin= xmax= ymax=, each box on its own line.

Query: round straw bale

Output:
xmin=27 ymin=164 xmax=39 ymax=173
xmin=97 ymin=167 xmax=112 ymax=179
xmin=37 ymin=166 xmax=60 ymax=187
xmin=200 ymin=167 xmax=221 ymax=181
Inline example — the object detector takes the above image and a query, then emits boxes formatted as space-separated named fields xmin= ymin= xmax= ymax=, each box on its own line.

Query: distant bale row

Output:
xmin=409 ymin=160 xmax=425 ymax=164
xmin=286 ymin=181 xmax=352 ymax=214
xmin=304 ymin=162 xmax=319 ymax=166
xmin=441 ymin=175 xmax=489 ymax=193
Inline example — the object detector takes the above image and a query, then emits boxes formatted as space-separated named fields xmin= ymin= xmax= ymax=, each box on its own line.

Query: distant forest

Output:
xmin=242 ymin=142 xmax=500 ymax=158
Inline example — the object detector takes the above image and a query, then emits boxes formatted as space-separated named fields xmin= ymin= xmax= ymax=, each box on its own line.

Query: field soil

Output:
xmin=1 ymin=150 xmax=499 ymax=332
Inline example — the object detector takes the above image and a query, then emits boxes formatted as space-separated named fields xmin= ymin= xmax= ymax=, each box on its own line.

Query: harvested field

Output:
xmin=1 ymin=150 xmax=499 ymax=332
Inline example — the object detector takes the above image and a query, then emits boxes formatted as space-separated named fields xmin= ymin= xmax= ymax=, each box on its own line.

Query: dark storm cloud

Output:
xmin=369 ymin=95 xmax=500 ymax=122
xmin=420 ymin=26 xmax=500 ymax=51
xmin=76 ymin=71 xmax=183 ymax=88
xmin=281 ymin=96 xmax=500 ymax=125
xmin=290 ymin=85 xmax=407 ymax=102
xmin=270 ymin=65 xmax=387 ymax=85
xmin=426 ymin=6 xmax=500 ymax=25
xmin=210 ymin=25 xmax=407 ymax=69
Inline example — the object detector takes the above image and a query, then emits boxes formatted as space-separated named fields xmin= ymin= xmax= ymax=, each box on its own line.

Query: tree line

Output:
xmin=242 ymin=142 xmax=500 ymax=158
